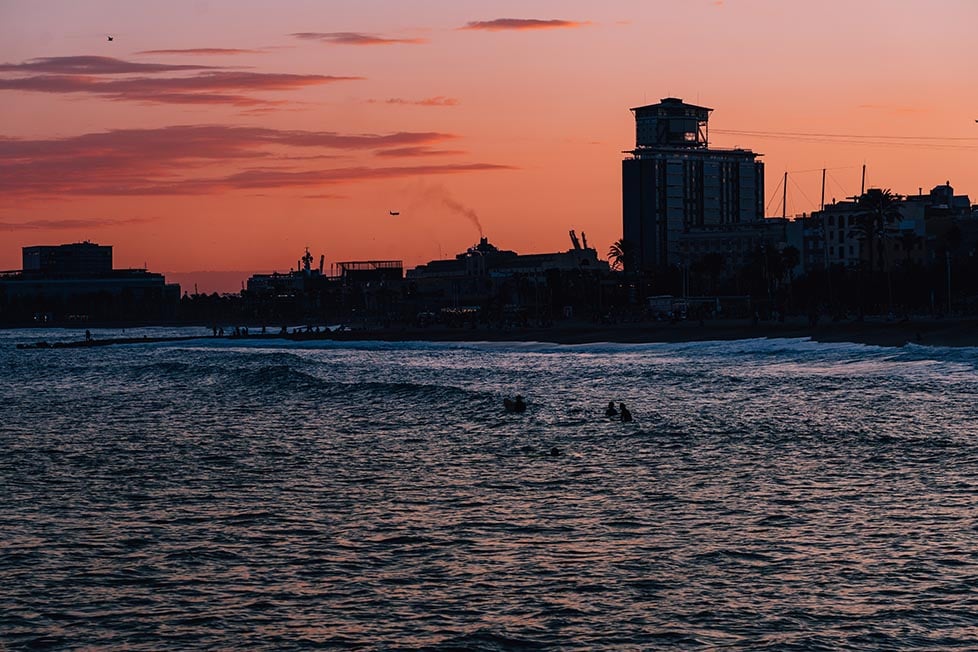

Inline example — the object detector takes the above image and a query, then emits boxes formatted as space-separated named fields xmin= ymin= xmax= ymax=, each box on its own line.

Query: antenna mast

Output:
xmin=782 ymin=171 xmax=788 ymax=220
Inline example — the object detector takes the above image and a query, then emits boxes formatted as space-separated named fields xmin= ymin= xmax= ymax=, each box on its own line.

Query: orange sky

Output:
xmin=2 ymin=0 xmax=976 ymax=292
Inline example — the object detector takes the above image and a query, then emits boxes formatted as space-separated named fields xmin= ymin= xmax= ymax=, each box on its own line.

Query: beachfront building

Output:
xmin=622 ymin=98 xmax=766 ymax=275
xmin=804 ymin=182 xmax=974 ymax=274
xmin=0 ymin=242 xmax=179 ymax=324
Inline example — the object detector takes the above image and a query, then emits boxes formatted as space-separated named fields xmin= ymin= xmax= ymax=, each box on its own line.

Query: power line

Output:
xmin=712 ymin=129 xmax=978 ymax=151
xmin=788 ymin=174 xmax=817 ymax=213
xmin=714 ymin=128 xmax=978 ymax=142
xmin=766 ymin=173 xmax=784 ymax=213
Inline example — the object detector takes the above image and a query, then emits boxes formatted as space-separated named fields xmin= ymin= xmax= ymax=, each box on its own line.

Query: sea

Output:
xmin=2 ymin=327 xmax=977 ymax=650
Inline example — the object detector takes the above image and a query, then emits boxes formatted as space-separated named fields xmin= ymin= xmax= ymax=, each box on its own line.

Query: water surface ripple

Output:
xmin=2 ymin=329 xmax=977 ymax=649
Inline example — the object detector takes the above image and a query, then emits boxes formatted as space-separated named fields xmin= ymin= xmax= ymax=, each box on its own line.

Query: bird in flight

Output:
xmin=389 ymin=210 xmax=400 ymax=216
xmin=107 ymin=35 xmax=114 ymax=41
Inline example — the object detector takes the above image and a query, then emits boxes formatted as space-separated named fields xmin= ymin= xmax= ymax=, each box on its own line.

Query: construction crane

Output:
xmin=569 ymin=230 xmax=581 ymax=250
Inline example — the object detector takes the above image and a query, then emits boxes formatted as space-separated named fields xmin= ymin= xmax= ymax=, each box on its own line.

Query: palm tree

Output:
xmin=607 ymin=238 xmax=630 ymax=272
xmin=853 ymin=188 xmax=902 ymax=315
xmin=853 ymin=188 xmax=902 ymax=273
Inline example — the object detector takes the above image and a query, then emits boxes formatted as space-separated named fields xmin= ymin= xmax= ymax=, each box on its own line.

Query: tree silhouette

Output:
xmin=853 ymin=188 xmax=902 ymax=315
xmin=607 ymin=238 xmax=630 ymax=272
xmin=853 ymin=188 xmax=902 ymax=273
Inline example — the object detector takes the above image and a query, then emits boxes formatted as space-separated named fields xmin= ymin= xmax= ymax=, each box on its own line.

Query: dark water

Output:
xmin=2 ymin=328 xmax=978 ymax=650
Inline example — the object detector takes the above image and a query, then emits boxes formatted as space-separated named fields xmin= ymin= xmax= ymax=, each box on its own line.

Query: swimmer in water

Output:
xmin=504 ymin=395 xmax=527 ymax=413
xmin=605 ymin=401 xmax=617 ymax=417
xmin=619 ymin=402 xmax=633 ymax=422
xmin=513 ymin=395 xmax=526 ymax=413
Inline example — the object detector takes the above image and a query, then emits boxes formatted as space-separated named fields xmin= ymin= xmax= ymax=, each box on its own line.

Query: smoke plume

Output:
xmin=411 ymin=184 xmax=484 ymax=237
xmin=439 ymin=194 xmax=483 ymax=237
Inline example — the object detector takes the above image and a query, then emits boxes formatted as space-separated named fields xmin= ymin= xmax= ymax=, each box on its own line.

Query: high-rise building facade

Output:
xmin=622 ymin=98 xmax=765 ymax=273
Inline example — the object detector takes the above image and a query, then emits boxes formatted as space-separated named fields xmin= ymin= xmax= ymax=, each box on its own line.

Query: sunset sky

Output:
xmin=2 ymin=0 xmax=976 ymax=292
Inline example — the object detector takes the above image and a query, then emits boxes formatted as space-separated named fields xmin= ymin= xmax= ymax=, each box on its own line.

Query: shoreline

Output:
xmin=13 ymin=317 xmax=978 ymax=349
xmin=322 ymin=317 xmax=978 ymax=348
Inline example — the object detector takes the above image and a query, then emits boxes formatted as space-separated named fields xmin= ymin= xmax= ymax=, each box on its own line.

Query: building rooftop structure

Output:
xmin=21 ymin=241 xmax=113 ymax=278
xmin=407 ymin=235 xmax=608 ymax=280
xmin=246 ymin=248 xmax=327 ymax=296
xmin=622 ymin=98 xmax=766 ymax=274
xmin=630 ymin=97 xmax=713 ymax=150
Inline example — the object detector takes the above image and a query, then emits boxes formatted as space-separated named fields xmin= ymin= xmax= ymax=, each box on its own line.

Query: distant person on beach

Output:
xmin=605 ymin=401 xmax=618 ymax=417
xmin=619 ymin=403 xmax=632 ymax=422
xmin=85 ymin=329 xmax=92 ymax=342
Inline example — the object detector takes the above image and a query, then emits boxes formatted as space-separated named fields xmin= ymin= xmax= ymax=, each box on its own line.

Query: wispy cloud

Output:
xmin=0 ymin=216 xmax=158 ymax=231
xmin=292 ymin=32 xmax=427 ymax=46
xmin=0 ymin=125 xmax=511 ymax=197
xmin=0 ymin=55 xmax=362 ymax=106
xmin=460 ymin=18 xmax=589 ymax=31
xmin=135 ymin=48 xmax=264 ymax=56
xmin=194 ymin=163 xmax=511 ymax=192
xmin=0 ymin=55 xmax=212 ymax=74
xmin=369 ymin=96 xmax=459 ymax=107
xmin=374 ymin=147 xmax=466 ymax=157
xmin=302 ymin=193 xmax=348 ymax=199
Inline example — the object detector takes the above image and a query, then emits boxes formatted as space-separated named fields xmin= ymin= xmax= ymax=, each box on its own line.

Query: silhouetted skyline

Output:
xmin=1 ymin=1 xmax=976 ymax=293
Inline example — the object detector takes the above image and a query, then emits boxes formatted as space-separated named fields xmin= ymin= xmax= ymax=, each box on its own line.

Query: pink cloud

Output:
xmin=0 ymin=126 xmax=509 ymax=197
xmin=371 ymin=96 xmax=460 ymax=107
xmin=374 ymin=147 xmax=467 ymax=157
xmin=135 ymin=48 xmax=263 ymax=56
xmin=460 ymin=19 xmax=589 ymax=31
xmin=0 ymin=56 xmax=362 ymax=106
xmin=0 ymin=55 xmax=212 ymax=74
xmin=292 ymin=32 xmax=427 ymax=46
xmin=0 ymin=216 xmax=159 ymax=231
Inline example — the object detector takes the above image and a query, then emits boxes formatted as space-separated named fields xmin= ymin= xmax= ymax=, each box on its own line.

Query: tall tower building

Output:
xmin=622 ymin=98 xmax=764 ymax=273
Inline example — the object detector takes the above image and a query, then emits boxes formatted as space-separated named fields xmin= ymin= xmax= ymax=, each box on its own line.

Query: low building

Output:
xmin=406 ymin=235 xmax=609 ymax=321
xmin=0 ymin=242 xmax=179 ymax=324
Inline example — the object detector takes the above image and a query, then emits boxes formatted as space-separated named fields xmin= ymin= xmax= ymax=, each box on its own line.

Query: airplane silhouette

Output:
xmin=389 ymin=210 xmax=400 ymax=216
